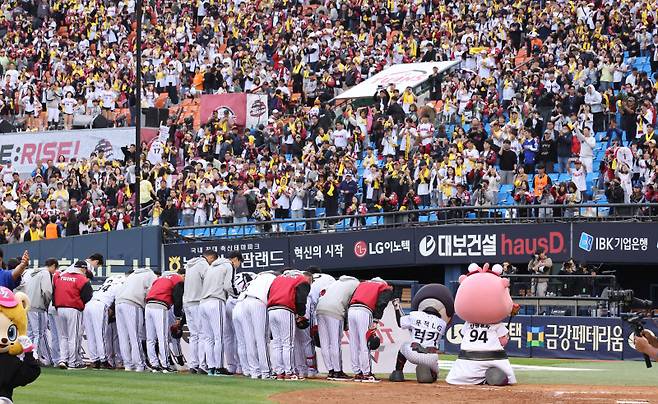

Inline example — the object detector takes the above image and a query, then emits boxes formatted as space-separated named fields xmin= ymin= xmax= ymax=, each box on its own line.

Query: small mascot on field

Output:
xmin=389 ymin=283 xmax=455 ymax=383
xmin=0 ymin=286 xmax=41 ymax=402
xmin=446 ymin=263 xmax=518 ymax=386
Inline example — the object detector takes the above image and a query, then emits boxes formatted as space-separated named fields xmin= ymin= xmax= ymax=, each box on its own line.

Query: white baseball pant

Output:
xmin=223 ymin=297 xmax=239 ymax=373
xmin=242 ymin=297 xmax=270 ymax=377
xmin=446 ymin=358 xmax=517 ymax=385
xmin=400 ymin=342 xmax=439 ymax=373
xmin=83 ymin=300 xmax=109 ymax=362
xmin=268 ymin=308 xmax=295 ymax=375
xmin=168 ymin=308 xmax=182 ymax=359
xmin=116 ymin=303 xmax=146 ymax=371
xmin=231 ymin=299 xmax=254 ymax=377
xmin=347 ymin=306 xmax=372 ymax=375
xmin=183 ymin=303 xmax=205 ymax=369
xmin=145 ymin=303 xmax=170 ymax=369
xmin=200 ymin=299 xmax=225 ymax=370
xmin=293 ymin=327 xmax=316 ymax=376
xmin=105 ymin=321 xmax=122 ymax=367
xmin=27 ymin=310 xmax=49 ymax=364
xmin=56 ymin=307 xmax=83 ymax=366
xmin=317 ymin=314 xmax=343 ymax=372
xmin=47 ymin=310 xmax=61 ymax=364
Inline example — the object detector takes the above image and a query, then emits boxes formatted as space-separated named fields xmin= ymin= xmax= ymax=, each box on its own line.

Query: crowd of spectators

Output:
xmin=0 ymin=0 xmax=658 ymax=242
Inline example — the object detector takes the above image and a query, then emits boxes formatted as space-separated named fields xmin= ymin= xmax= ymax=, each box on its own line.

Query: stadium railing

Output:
xmin=502 ymin=274 xmax=617 ymax=317
xmin=164 ymin=203 xmax=658 ymax=241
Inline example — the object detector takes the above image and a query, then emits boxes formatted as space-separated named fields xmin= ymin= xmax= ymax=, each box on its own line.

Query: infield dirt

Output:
xmin=271 ymin=381 xmax=658 ymax=404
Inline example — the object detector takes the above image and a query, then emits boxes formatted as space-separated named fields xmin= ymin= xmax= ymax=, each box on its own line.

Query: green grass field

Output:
xmin=13 ymin=358 xmax=658 ymax=404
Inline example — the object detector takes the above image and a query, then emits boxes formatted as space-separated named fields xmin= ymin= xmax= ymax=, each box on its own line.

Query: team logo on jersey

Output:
xmin=526 ymin=326 xmax=545 ymax=347
xmin=418 ymin=235 xmax=436 ymax=257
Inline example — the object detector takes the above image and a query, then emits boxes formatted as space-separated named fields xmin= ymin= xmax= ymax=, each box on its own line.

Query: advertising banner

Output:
xmin=288 ymin=228 xmax=416 ymax=270
xmin=415 ymin=224 xmax=570 ymax=265
xmin=335 ymin=61 xmax=460 ymax=100
xmin=530 ymin=316 xmax=624 ymax=360
xmin=0 ymin=128 xmax=156 ymax=175
xmin=444 ymin=315 xmax=624 ymax=360
xmin=199 ymin=93 xmax=247 ymax=126
xmin=572 ymin=223 xmax=658 ymax=263
xmin=245 ymin=94 xmax=269 ymax=129
xmin=163 ymin=237 xmax=290 ymax=273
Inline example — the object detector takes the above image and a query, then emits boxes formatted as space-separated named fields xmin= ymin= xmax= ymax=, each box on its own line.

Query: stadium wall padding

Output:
xmin=2 ymin=226 xmax=161 ymax=278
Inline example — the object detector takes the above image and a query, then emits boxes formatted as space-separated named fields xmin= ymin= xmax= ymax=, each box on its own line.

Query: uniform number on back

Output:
xmin=469 ymin=329 xmax=488 ymax=343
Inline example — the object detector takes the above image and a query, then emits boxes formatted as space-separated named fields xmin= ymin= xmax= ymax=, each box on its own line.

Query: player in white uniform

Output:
xmin=182 ymin=251 xmax=216 ymax=374
xmin=294 ymin=270 xmax=334 ymax=378
xmin=229 ymin=272 xmax=256 ymax=377
xmin=241 ymin=271 xmax=278 ymax=379
xmin=315 ymin=275 xmax=360 ymax=381
xmin=445 ymin=322 xmax=516 ymax=385
xmin=216 ymin=252 xmax=245 ymax=375
xmin=83 ymin=274 xmax=126 ymax=369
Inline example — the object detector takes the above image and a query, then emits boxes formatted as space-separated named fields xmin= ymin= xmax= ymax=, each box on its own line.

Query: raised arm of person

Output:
xmin=12 ymin=250 xmax=30 ymax=281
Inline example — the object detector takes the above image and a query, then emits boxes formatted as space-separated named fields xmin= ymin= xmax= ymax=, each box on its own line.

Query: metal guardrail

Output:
xmin=164 ymin=203 xmax=658 ymax=242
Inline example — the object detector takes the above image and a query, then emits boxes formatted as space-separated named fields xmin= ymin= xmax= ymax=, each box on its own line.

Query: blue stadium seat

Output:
xmin=336 ymin=218 xmax=351 ymax=230
xmin=212 ymin=227 xmax=228 ymax=237
xmin=499 ymin=184 xmax=514 ymax=195
xmin=316 ymin=208 xmax=326 ymax=217
xmin=365 ymin=215 xmax=381 ymax=226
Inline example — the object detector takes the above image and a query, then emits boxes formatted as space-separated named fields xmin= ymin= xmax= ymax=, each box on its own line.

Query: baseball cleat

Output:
xmin=195 ymin=368 xmax=208 ymax=375
xmin=216 ymin=367 xmax=234 ymax=376
xmin=101 ymin=361 xmax=113 ymax=370
xmin=58 ymin=362 xmax=67 ymax=369
xmin=276 ymin=373 xmax=286 ymax=380
xmin=361 ymin=373 xmax=380 ymax=383
xmin=67 ymin=364 xmax=86 ymax=370
xmin=162 ymin=367 xmax=177 ymax=374
xmin=352 ymin=372 xmax=364 ymax=382
xmin=286 ymin=374 xmax=303 ymax=381
xmin=332 ymin=371 xmax=352 ymax=381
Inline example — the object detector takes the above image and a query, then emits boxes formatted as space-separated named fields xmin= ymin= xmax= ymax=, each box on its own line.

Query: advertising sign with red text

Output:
xmin=0 ymin=128 xmax=157 ymax=175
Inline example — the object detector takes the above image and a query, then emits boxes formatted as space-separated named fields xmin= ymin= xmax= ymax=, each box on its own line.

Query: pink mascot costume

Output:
xmin=445 ymin=263 xmax=518 ymax=386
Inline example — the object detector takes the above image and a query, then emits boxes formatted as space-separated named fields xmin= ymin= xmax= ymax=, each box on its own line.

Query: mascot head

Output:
xmin=411 ymin=283 xmax=455 ymax=324
xmin=0 ymin=286 xmax=30 ymax=355
xmin=454 ymin=263 xmax=513 ymax=324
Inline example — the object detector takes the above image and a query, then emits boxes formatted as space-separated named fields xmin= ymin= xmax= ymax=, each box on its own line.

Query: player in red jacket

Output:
xmin=144 ymin=268 xmax=185 ymax=373
xmin=347 ymin=278 xmax=394 ymax=382
xmin=267 ymin=270 xmax=312 ymax=380
xmin=53 ymin=260 xmax=94 ymax=370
